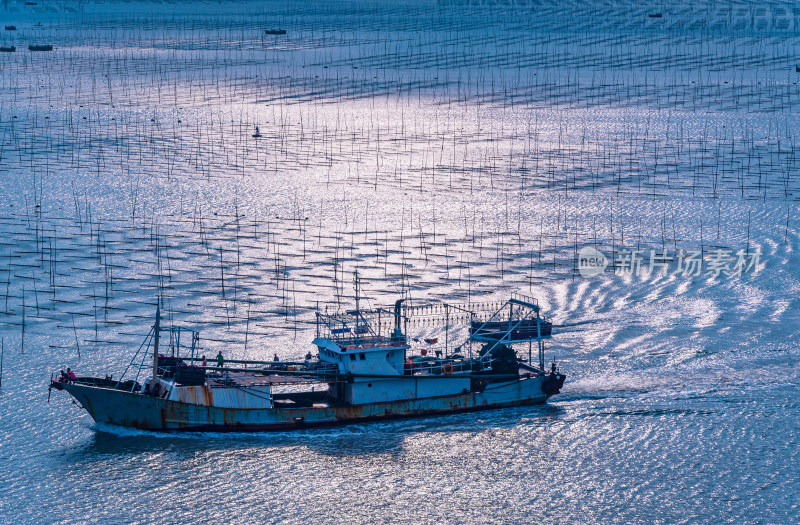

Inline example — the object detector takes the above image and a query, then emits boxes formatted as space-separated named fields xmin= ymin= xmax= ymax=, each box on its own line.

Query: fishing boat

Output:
xmin=50 ymin=281 xmax=565 ymax=432
xmin=0 ymin=46 xmax=15 ymax=53
xmin=28 ymin=45 xmax=53 ymax=51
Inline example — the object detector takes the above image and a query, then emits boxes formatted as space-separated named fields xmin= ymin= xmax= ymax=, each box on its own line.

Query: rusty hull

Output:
xmin=60 ymin=376 xmax=551 ymax=432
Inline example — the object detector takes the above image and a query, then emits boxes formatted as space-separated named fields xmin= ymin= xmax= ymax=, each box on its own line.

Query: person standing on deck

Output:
xmin=216 ymin=351 xmax=224 ymax=369
xmin=67 ymin=368 xmax=76 ymax=382
xmin=201 ymin=355 xmax=207 ymax=368
xmin=273 ymin=353 xmax=279 ymax=362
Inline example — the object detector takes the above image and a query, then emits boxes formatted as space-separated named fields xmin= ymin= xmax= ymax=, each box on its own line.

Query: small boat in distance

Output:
xmin=50 ymin=278 xmax=565 ymax=432
xmin=28 ymin=45 xmax=53 ymax=51
xmin=4 ymin=25 xmax=17 ymax=31
xmin=264 ymin=29 xmax=287 ymax=35
xmin=0 ymin=46 xmax=15 ymax=53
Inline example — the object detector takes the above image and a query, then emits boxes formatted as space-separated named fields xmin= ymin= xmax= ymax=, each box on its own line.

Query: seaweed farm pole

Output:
xmin=0 ymin=338 xmax=4 ymax=389
xmin=785 ymin=204 xmax=791 ymax=244
xmin=746 ymin=210 xmax=752 ymax=252
xmin=21 ymin=285 xmax=25 ymax=354
xmin=72 ymin=315 xmax=81 ymax=360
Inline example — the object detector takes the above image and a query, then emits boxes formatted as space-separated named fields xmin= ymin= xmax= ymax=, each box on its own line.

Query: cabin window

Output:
xmin=359 ymin=353 xmax=366 ymax=360
xmin=350 ymin=354 xmax=356 ymax=361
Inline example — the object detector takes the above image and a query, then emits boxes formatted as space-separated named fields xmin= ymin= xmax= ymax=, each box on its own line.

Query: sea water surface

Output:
xmin=1 ymin=0 xmax=799 ymax=523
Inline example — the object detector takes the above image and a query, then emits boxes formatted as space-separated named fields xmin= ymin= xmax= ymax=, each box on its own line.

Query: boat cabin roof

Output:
xmin=313 ymin=335 xmax=409 ymax=353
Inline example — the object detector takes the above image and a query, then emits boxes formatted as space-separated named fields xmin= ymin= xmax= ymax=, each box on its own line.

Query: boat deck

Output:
xmin=205 ymin=372 xmax=331 ymax=388
xmin=204 ymin=363 xmax=544 ymax=389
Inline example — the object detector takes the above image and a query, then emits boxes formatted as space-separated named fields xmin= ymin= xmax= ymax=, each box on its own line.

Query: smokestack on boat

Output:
xmin=392 ymin=299 xmax=405 ymax=340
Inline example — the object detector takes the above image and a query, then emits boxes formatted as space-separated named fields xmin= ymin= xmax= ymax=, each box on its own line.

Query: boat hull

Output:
xmin=60 ymin=376 xmax=551 ymax=432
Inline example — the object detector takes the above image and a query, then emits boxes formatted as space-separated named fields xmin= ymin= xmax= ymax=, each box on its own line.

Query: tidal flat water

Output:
xmin=0 ymin=0 xmax=799 ymax=523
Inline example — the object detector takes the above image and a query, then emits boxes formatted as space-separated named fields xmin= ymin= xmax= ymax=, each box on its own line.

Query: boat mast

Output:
xmin=444 ymin=303 xmax=449 ymax=357
xmin=354 ymin=271 xmax=360 ymax=343
xmin=537 ymin=310 xmax=544 ymax=371
xmin=152 ymin=305 xmax=161 ymax=379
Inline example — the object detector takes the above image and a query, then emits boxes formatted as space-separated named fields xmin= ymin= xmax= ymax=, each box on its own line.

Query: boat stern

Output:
xmin=541 ymin=371 xmax=566 ymax=397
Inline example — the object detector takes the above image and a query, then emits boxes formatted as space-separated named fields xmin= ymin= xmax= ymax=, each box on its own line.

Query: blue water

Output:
xmin=2 ymin=0 xmax=800 ymax=523
xmin=3 ymin=339 xmax=798 ymax=523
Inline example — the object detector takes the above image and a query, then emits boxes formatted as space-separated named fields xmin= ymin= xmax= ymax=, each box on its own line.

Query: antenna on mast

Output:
xmin=354 ymin=271 xmax=360 ymax=342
